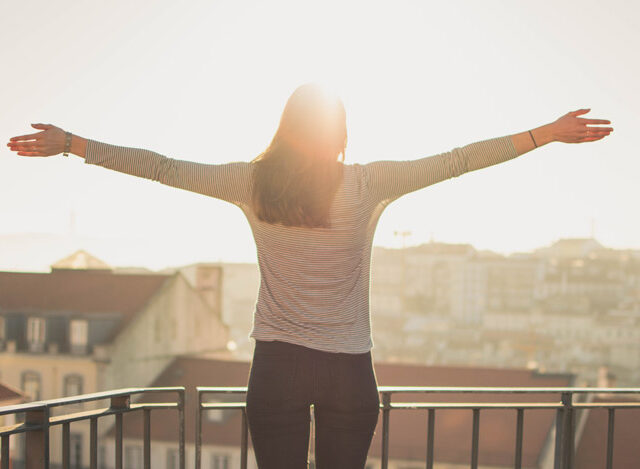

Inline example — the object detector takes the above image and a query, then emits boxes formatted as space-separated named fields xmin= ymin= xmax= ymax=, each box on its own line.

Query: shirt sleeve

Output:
xmin=362 ymin=135 xmax=518 ymax=205
xmin=84 ymin=139 xmax=252 ymax=207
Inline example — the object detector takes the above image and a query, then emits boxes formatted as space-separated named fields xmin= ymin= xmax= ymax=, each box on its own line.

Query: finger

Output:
xmin=9 ymin=132 xmax=44 ymax=142
xmin=577 ymin=135 xmax=606 ymax=143
xmin=578 ymin=118 xmax=611 ymax=125
xmin=31 ymin=123 xmax=53 ymax=130
xmin=7 ymin=142 xmax=46 ymax=150
xmin=17 ymin=151 xmax=48 ymax=157
xmin=568 ymin=108 xmax=591 ymax=117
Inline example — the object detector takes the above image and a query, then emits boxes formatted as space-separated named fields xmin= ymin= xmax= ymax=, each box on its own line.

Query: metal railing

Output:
xmin=197 ymin=386 xmax=640 ymax=469
xmin=0 ymin=387 xmax=185 ymax=469
xmin=2 ymin=385 xmax=638 ymax=468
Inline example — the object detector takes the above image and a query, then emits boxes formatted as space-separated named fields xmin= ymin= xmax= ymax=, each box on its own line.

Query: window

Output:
xmin=167 ymin=448 xmax=179 ymax=469
xmin=210 ymin=453 xmax=230 ymax=469
xmin=125 ymin=445 xmax=143 ymax=469
xmin=70 ymin=433 xmax=83 ymax=469
xmin=21 ymin=371 xmax=41 ymax=401
xmin=70 ymin=319 xmax=88 ymax=354
xmin=64 ymin=374 xmax=84 ymax=397
xmin=27 ymin=317 xmax=46 ymax=352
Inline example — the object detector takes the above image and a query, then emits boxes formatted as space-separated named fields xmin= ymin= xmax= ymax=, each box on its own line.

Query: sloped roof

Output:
xmin=51 ymin=249 xmax=112 ymax=271
xmin=113 ymin=357 xmax=571 ymax=467
xmin=0 ymin=381 xmax=26 ymax=405
xmin=0 ymin=269 xmax=171 ymax=329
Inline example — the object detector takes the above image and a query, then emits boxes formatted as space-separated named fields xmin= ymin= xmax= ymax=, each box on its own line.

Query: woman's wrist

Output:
xmin=530 ymin=124 xmax=556 ymax=146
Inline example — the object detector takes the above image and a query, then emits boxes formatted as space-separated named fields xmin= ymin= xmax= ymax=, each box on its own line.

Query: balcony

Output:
xmin=1 ymin=386 xmax=640 ymax=469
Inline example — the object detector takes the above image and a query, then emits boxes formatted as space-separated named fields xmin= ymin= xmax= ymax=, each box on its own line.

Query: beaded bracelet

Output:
xmin=63 ymin=131 xmax=72 ymax=157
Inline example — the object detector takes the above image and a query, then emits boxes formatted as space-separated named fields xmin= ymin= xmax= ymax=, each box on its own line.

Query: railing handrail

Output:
xmin=378 ymin=386 xmax=640 ymax=393
xmin=197 ymin=385 xmax=640 ymax=394
xmin=0 ymin=386 xmax=184 ymax=416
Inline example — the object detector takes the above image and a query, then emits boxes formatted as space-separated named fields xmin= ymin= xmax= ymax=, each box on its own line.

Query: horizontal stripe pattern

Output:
xmin=85 ymin=136 xmax=518 ymax=353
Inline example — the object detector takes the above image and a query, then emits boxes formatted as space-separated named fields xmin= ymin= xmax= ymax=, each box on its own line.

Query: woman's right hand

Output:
xmin=6 ymin=123 xmax=67 ymax=157
xmin=550 ymin=109 xmax=613 ymax=144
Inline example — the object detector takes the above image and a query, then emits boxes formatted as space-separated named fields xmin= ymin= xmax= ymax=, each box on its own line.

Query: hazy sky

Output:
xmin=1 ymin=0 xmax=638 ymax=271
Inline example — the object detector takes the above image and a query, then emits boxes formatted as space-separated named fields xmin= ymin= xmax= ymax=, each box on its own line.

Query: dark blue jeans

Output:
xmin=246 ymin=340 xmax=380 ymax=469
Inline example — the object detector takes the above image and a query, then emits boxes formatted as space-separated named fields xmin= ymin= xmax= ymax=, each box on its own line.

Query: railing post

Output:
xmin=606 ymin=408 xmax=615 ymax=469
xmin=514 ymin=408 xmax=524 ymax=469
xmin=143 ymin=409 xmax=151 ymax=469
xmin=562 ymin=392 xmax=574 ymax=469
xmin=1 ymin=435 xmax=10 ymax=469
xmin=178 ymin=389 xmax=185 ymax=469
xmin=241 ymin=408 xmax=248 ymax=469
xmin=381 ymin=392 xmax=391 ymax=469
xmin=553 ymin=404 xmax=564 ymax=469
xmin=62 ymin=422 xmax=70 ymax=469
xmin=90 ymin=417 xmax=98 ymax=469
xmin=554 ymin=392 xmax=573 ymax=469
xmin=110 ymin=395 xmax=130 ymax=469
xmin=470 ymin=409 xmax=480 ymax=469
xmin=425 ymin=409 xmax=435 ymax=469
xmin=25 ymin=407 xmax=49 ymax=469
xmin=196 ymin=389 xmax=202 ymax=469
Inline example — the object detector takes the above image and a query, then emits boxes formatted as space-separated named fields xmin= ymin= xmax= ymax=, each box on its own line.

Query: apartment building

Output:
xmin=0 ymin=250 xmax=230 ymax=469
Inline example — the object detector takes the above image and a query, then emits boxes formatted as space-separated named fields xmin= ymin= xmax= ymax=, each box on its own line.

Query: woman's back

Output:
xmin=246 ymin=163 xmax=379 ymax=353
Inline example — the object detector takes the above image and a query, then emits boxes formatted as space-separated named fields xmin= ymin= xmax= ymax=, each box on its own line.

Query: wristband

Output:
xmin=63 ymin=131 xmax=72 ymax=157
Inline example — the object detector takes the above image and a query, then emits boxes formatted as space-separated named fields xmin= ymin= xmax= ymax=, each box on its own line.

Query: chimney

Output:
xmin=195 ymin=265 xmax=223 ymax=315
xmin=597 ymin=366 xmax=616 ymax=388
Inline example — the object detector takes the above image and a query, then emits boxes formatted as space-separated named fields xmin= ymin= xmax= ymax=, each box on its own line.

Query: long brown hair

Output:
xmin=251 ymin=84 xmax=347 ymax=228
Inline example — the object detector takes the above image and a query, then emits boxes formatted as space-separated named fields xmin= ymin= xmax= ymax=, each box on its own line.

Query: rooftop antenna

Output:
xmin=394 ymin=230 xmax=412 ymax=249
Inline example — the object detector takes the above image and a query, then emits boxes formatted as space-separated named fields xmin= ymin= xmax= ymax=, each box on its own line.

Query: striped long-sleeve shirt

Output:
xmin=85 ymin=136 xmax=518 ymax=353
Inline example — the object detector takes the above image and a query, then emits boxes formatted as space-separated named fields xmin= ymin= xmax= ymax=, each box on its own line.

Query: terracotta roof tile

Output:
xmin=0 ymin=381 xmax=26 ymax=404
xmin=0 ymin=270 xmax=171 ymax=338
xmin=0 ymin=270 xmax=170 ymax=315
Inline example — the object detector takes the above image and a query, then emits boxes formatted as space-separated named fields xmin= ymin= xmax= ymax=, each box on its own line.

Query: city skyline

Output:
xmin=1 ymin=226 xmax=636 ymax=274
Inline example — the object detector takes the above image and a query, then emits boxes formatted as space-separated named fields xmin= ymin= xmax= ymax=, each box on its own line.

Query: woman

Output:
xmin=7 ymin=84 xmax=612 ymax=468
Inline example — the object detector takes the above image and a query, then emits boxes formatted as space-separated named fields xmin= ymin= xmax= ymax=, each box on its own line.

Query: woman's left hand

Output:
xmin=6 ymin=123 xmax=67 ymax=157
xmin=550 ymin=109 xmax=613 ymax=144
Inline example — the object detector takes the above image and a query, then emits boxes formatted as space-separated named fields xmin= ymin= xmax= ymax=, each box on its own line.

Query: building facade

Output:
xmin=0 ymin=250 xmax=230 ymax=469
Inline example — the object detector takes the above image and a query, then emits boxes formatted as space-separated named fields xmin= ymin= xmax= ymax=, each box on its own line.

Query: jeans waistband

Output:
xmin=254 ymin=339 xmax=371 ymax=360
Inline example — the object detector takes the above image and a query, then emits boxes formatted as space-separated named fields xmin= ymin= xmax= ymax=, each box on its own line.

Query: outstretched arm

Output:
xmin=6 ymin=125 xmax=252 ymax=206
xmin=363 ymin=109 xmax=613 ymax=205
